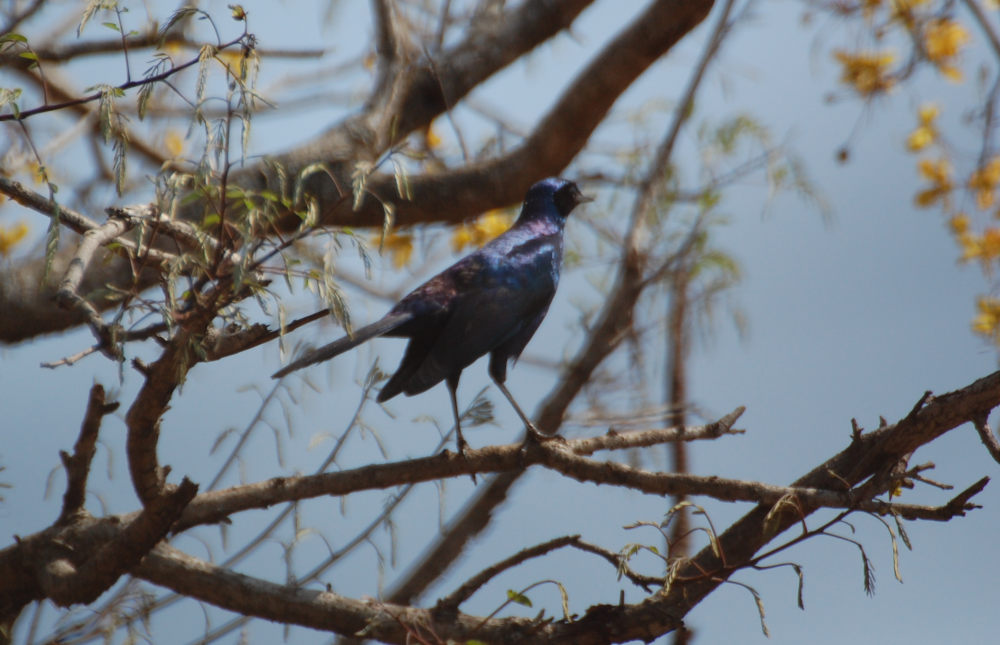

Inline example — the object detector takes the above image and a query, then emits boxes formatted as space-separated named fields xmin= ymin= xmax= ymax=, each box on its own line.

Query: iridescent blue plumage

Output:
xmin=273 ymin=177 xmax=590 ymax=452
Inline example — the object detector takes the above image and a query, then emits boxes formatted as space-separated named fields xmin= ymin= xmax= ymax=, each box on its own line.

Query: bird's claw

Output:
xmin=524 ymin=423 xmax=561 ymax=444
xmin=454 ymin=436 xmax=477 ymax=484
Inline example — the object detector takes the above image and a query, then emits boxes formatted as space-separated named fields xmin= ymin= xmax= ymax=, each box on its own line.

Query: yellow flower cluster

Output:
xmin=833 ymin=50 xmax=895 ymax=96
xmin=958 ymin=227 xmax=1000 ymax=265
xmin=914 ymin=157 xmax=952 ymax=208
xmin=923 ymin=18 xmax=970 ymax=81
xmin=165 ymin=130 xmax=185 ymax=158
xmin=906 ymin=104 xmax=938 ymax=152
xmin=973 ymin=296 xmax=1000 ymax=340
xmin=380 ymin=231 xmax=414 ymax=269
xmin=968 ymin=157 xmax=1000 ymax=211
xmin=0 ymin=220 xmax=29 ymax=257
xmin=374 ymin=209 xmax=515 ymax=270
xmin=451 ymin=209 xmax=514 ymax=252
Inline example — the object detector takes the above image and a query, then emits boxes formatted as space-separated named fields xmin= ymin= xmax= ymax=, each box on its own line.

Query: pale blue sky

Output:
xmin=2 ymin=1 xmax=998 ymax=643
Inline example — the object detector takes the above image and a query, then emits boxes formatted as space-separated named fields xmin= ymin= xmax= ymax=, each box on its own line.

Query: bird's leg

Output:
xmin=492 ymin=378 xmax=548 ymax=442
xmin=446 ymin=374 xmax=470 ymax=456
xmin=447 ymin=374 xmax=477 ymax=484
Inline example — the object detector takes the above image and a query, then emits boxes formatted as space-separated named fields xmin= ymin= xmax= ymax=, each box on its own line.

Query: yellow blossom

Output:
xmin=861 ymin=0 xmax=882 ymax=20
xmin=834 ymin=50 xmax=896 ymax=96
xmin=949 ymin=213 xmax=970 ymax=235
xmin=473 ymin=210 xmax=513 ymax=240
xmin=961 ymin=226 xmax=1000 ymax=264
xmin=424 ymin=125 xmax=442 ymax=150
xmin=959 ymin=231 xmax=981 ymax=262
xmin=915 ymin=157 xmax=953 ymax=207
xmin=969 ymin=157 xmax=1000 ymax=210
xmin=982 ymin=228 xmax=1000 ymax=259
xmin=918 ymin=104 xmax=939 ymax=122
xmin=451 ymin=209 xmax=514 ymax=252
xmin=165 ymin=130 xmax=185 ymax=158
xmin=217 ymin=49 xmax=247 ymax=79
xmin=972 ymin=296 xmax=1000 ymax=340
xmin=163 ymin=41 xmax=184 ymax=58
xmin=907 ymin=126 xmax=933 ymax=151
xmin=906 ymin=103 xmax=938 ymax=151
xmin=380 ymin=231 xmax=413 ymax=269
xmin=27 ymin=161 xmax=48 ymax=185
xmin=0 ymin=220 xmax=29 ymax=256
xmin=924 ymin=18 xmax=970 ymax=81
xmin=891 ymin=0 xmax=930 ymax=20
xmin=450 ymin=225 xmax=474 ymax=253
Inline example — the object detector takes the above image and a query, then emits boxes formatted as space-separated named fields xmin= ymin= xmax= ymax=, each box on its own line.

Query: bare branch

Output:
xmin=0 ymin=176 xmax=100 ymax=235
xmin=201 ymin=309 xmax=329 ymax=362
xmin=568 ymin=539 xmax=663 ymax=592
xmin=972 ymin=413 xmax=1000 ymax=464
xmin=436 ymin=535 xmax=583 ymax=611
xmin=0 ymin=33 xmax=250 ymax=122
xmin=58 ymin=384 xmax=119 ymax=523
xmin=56 ymin=212 xmax=133 ymax=357
xmin=570 ymin=406 xmax=746 ymax=455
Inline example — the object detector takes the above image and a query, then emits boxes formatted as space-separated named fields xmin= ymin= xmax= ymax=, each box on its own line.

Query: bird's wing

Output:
xmin=271 ymin=312 xmax=413 ymax=378
xmin=398 ymin=247 xmax=559 ymax=395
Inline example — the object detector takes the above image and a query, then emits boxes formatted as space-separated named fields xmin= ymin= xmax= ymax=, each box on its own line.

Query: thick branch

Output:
xmin=135 ymin=543 xmax=558 ymax=644
xmin=196 ymin=0 xmax=711 ymax=240
xmin=567 ymin=370 xmax=1000 ymax=643
xmin=38 ymin=480 xmax=197 ymax=607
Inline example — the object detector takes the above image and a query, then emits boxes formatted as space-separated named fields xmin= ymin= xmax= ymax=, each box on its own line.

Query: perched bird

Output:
xmin=273 ymin=177 xmax=590 ymax=452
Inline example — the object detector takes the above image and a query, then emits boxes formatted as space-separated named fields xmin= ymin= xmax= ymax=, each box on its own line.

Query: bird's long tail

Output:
xmin=271 ymin=312 xmax=412 ymax=378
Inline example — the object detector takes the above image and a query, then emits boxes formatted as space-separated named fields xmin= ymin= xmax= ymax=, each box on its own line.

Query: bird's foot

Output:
xmin=455 ymin=435 xmax=477 ymax=484
xmin=524 ymin=423 xmax=563 ymax=444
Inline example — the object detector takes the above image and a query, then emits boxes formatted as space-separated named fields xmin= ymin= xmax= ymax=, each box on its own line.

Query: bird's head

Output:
xmin=523 ymin=177 xmax=593 ymax=220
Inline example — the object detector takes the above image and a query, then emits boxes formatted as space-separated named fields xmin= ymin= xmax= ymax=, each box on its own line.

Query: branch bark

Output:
xmin=2 ymin=372 xmax=996 ymax=643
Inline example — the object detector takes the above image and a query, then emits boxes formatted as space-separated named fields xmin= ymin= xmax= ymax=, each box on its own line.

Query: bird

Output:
xmin=273 ymin=177 xmax=591 ymax=454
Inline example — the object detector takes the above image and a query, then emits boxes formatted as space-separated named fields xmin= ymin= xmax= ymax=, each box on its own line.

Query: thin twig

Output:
xmin=972 ymin=414 xmax=1000 ymax=464
xmin=0 ymin=33 xmax=249 ymax=122
xmin=436 ymin=535 xmax=582 ymax=610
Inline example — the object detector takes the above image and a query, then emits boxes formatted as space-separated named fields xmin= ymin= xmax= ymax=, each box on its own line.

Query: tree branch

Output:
xmin=37 ymin=479 xmax=198 ymax=607
xmin=173 ymin=416 xmax=743 ymax=531
xmin=58 ymin=384 xmax=119 ymax=524
xmin=436 ymin=535 xmax=583 ymax=611
xmin=575 ymin=370 xmax=1000 ymax=643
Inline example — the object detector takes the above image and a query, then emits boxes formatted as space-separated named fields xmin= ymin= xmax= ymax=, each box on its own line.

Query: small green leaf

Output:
xmin=0 ymin=33 xmax=28 ymax=44
xmin=506 ymin=590 xmax=532 ymax=608
xmin=18 ymin=51 xmax=38 ymax=61
xmin=102 ymin=21 xmax=120 ymax=32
